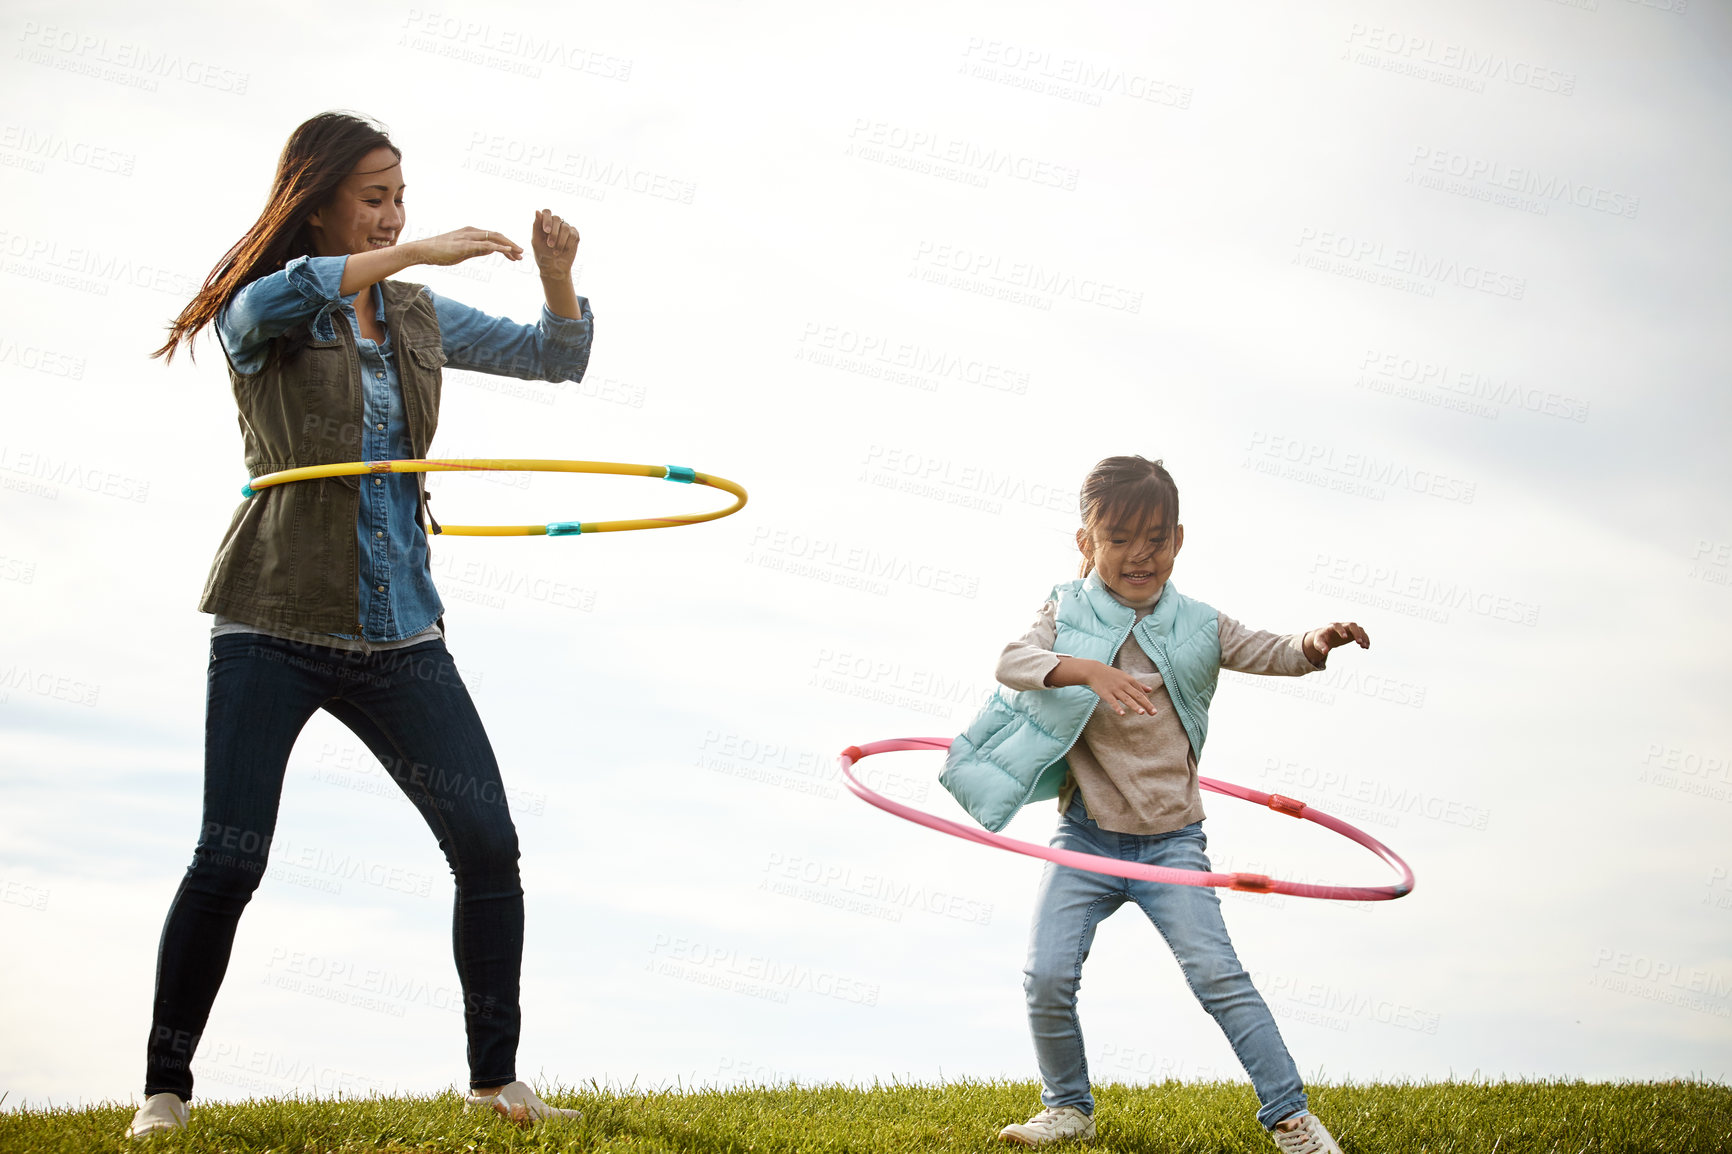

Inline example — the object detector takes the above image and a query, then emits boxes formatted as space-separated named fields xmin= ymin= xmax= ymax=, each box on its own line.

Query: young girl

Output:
xmin=130 ymin=111 xmax=592 ymax=1137
xmin=943 ymin=455 xmax=1367 ymax=1153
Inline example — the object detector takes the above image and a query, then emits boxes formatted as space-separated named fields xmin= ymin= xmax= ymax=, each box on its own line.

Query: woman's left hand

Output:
xmin=531 ymin=208 xmax=580 ymax=280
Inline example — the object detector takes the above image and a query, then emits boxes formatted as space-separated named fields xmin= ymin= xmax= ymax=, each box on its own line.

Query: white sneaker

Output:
xmin=998 ymin=1104 xmax=1096 ymax=1146
xmin=465 ymin=1080 xmax=582 ymax=1126
xmin=1273 ymin=1112 xmax=1344 ymax=1154
xmin=125 ymin=1093 xmax=189 ymax=1138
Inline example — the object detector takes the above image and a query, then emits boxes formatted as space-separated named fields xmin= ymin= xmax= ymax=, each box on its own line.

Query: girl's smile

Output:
xmin=1079 ymin=512 xmax=1184 ymax=602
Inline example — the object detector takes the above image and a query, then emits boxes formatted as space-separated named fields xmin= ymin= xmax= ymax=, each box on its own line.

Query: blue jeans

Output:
xmin=1023 ymin=794 xmax=1307 ymax=1129
xmin=144 ymin=633 xmax=523 ymax=1099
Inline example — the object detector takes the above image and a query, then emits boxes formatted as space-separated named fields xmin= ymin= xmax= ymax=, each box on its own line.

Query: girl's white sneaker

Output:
xmin=125 ymin=1093 xmax=189 ymax=1138
xmin=464 ymin=1080 xmax=582 ymax=1125
xmin=998 ymin=1104 xmax=1096 ymax=1146
xmin=1272 ymin=1112 xmax=1344 ymax=1154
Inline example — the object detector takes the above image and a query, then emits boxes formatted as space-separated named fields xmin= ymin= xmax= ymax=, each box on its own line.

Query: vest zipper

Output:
xmin=1137 ymin=627 xmax=1201 ymax=759
xmin=338 ymin=310 xmax=365 ymax=641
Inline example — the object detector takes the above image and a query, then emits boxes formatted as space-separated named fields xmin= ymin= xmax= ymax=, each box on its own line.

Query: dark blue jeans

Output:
xmin=144 ymin=632 xmax=523 ymax=1100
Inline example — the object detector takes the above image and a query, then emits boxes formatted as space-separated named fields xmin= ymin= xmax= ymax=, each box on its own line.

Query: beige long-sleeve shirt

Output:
xmin=996 ymin=583 xmax=1319 ymax=835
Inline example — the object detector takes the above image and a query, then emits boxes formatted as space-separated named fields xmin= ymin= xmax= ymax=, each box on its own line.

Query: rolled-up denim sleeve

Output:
xmin=431 ymin=291 xmax=593 ymax=383
xmin=216 ymin=255 xmax=355 ymax=375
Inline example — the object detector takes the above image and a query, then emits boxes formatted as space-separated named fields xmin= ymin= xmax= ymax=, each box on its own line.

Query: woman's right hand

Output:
xmin=409 ymin=227 xmax=524 ymax=266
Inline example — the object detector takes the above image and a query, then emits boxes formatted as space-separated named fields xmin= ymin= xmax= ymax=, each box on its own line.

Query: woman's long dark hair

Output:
xmin=1077 ymin=455 xmax=1180 ymax=577
xmin=152 ymin=111 xmax=400 ymax=365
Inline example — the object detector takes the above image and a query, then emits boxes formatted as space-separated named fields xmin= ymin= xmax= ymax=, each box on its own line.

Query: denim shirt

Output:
xmin=216 ymin=254 xmax=593 ymax=642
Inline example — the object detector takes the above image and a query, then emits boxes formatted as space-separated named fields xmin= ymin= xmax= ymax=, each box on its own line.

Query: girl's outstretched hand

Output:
xmin=531 ymin=208 xmax=580 ymax=279
xmin=1302 ymin=621 xmax=1370 ymax=667
xmin=412 ymin=227 xmax=524 ymax=266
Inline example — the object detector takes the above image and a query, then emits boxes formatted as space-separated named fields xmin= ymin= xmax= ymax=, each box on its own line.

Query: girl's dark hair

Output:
xmin=152 ymin=111 xmax=400 ymax=365
xmin=1077 ymin=455 xmax=1180 ymax=577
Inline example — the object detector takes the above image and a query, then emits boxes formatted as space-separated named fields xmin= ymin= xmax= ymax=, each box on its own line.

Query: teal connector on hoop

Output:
xmin=241 ymin=483 xmax=258 ymax=498
xmin=664 ymin=465 xmax=697 ymax=483
xmin=546 ymin=522 xmax=583 ymax=536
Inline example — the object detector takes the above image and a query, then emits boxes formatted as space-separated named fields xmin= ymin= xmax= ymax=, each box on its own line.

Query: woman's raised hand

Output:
xmin=530 ymin=208 xmax=580 ymax=280
xmin=412 ymin=227 xmax=524 ymax=266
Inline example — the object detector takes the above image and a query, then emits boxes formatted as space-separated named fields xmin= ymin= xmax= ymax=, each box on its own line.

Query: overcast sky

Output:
xmin=2 ymin=0 xmax=1729 ymax=1109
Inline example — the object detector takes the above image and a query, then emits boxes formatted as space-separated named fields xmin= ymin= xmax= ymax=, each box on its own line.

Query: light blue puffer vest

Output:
xmin=940 ymin=575 xmax=1222 ymax=832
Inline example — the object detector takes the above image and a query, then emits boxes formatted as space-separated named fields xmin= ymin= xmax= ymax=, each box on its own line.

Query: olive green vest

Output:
xmin=199 ymin=279 xmax=446 ymax=638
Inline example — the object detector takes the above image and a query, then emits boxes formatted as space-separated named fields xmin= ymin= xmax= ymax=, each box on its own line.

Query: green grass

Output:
xmin=2 ymin=1079 xmax=1728 ymax=1153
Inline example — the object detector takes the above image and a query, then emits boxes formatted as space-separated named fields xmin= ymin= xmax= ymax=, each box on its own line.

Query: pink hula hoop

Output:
xmin=840 ymin=738 xmax=1414 ymax=902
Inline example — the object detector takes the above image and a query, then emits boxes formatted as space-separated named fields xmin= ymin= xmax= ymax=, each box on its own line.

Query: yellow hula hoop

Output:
xmin=241 ymin=458 xmax=747 ymax=536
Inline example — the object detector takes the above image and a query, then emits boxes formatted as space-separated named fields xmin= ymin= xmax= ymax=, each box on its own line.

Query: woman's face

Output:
xmin=306 ymin=146 xmax=405 ymax=257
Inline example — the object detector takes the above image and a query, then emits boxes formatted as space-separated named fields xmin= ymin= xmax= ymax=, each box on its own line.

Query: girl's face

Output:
xmin=306 ymin=146 xmax=406 ymax=257
xmin=1078 ymin=509 xmax=1184 ymax=602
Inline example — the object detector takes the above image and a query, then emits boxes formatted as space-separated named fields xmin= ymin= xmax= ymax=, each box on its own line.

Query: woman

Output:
xmin=131 ymin=111 xmax=591 ymax=1137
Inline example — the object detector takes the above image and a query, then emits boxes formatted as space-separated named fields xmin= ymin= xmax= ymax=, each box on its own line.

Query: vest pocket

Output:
xmin=408 ymin=343 xmax=448 ymax=369
xmin=403 ymin=342 xmax=446 ymax=451
xmin=295 ymin=343 xmax=361 ymax=466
